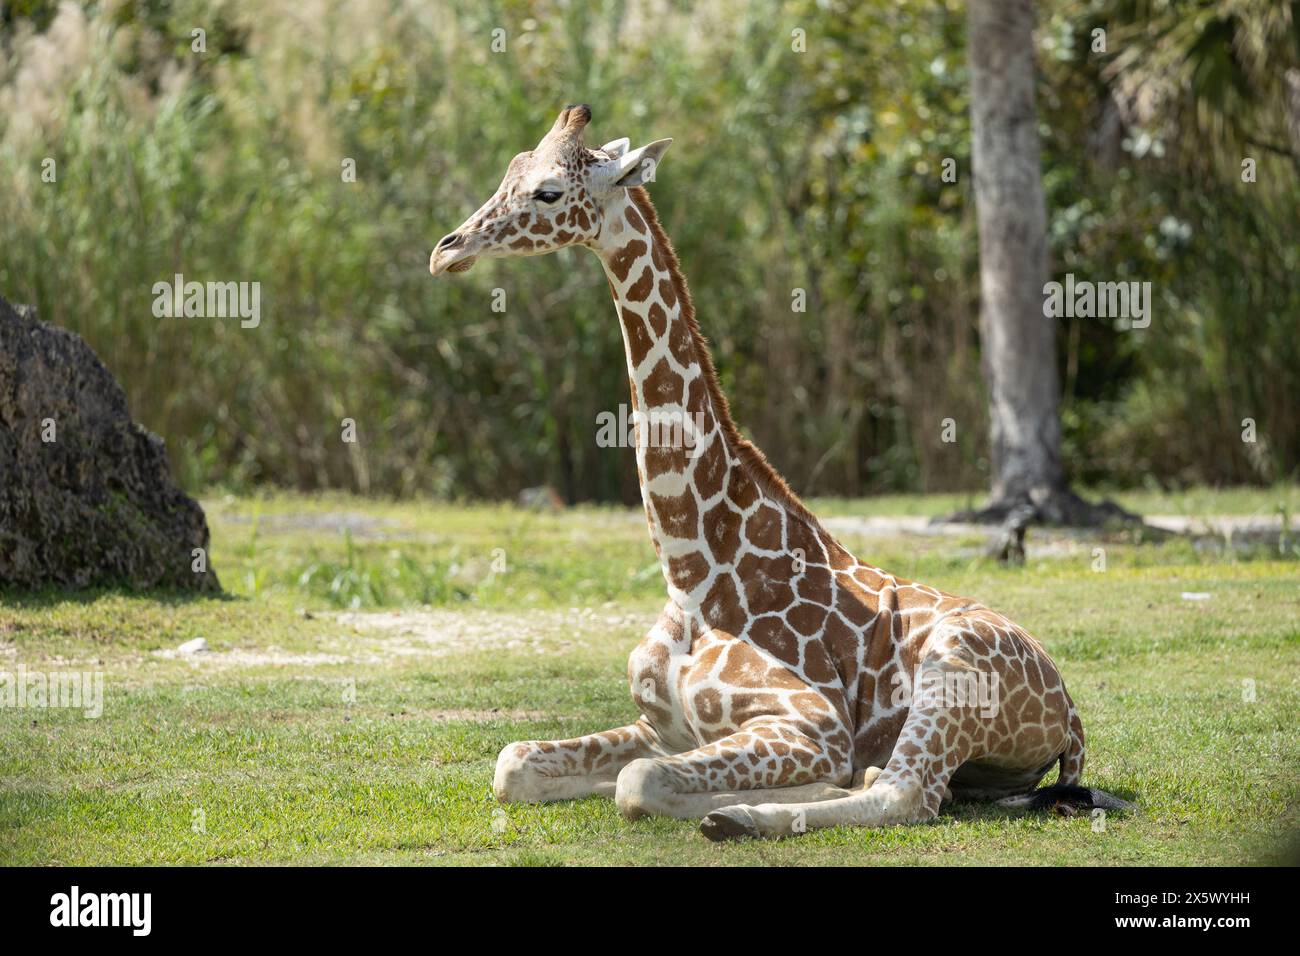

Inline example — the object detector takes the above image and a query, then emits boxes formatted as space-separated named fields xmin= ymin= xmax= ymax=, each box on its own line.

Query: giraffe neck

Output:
xmin=590 ymin=187 xmax=813 ymax=610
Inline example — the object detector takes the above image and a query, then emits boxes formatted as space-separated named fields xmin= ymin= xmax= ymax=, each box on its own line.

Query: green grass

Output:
xmin=2 ymin=489 xmax=1298 ymax=865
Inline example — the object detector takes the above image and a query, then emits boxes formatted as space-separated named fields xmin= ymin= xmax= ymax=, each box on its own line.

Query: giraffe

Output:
xmin=428 ymin=105 xmax=1131 ymax=840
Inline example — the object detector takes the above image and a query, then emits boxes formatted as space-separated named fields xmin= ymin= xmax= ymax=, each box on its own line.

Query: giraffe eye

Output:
xmin=533 ymin=190 xmax=563 ymax=203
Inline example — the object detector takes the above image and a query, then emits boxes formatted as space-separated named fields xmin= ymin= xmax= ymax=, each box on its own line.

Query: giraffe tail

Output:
xmin=996 ymin=783 xmax=1135 ymax=814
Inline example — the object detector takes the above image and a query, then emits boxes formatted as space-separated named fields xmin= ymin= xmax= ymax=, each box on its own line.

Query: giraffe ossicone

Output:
xmin=430 ymin=104 xmax=1130 ymax=840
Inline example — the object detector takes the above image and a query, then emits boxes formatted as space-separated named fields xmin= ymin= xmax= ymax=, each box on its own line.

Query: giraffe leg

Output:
xmin=701 ymin=657 xmax=980 ymax=840
xmin=702 ymin=718 xmax=969 ymax=839
xmin=850 ymin=765 xmax=884 ymax=790
xmin=614 ymin=720 xmax=852 ymax=821
xmin=494 ymin=719 xmax=668 ymax=803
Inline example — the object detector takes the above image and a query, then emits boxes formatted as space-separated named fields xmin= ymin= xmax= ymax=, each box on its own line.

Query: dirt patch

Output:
xmin=150 ymin=646 xmax=350 ymax=667
xmin=333 ymin=607 xmax=641 ymax=660
xmin=404 ymin=707 xmax=550 ymax=722
xmin=214 ymin=510 xmax=397 ymax=537
xmin=822 ymin=515 xmax=974 ymax=538
xmin=127 ymin=607 xmax=641 ymax=674
xmin=826 ymin=512 xmax=1296 ymax=560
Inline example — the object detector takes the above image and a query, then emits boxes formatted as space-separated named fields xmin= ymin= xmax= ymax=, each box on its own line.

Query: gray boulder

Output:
xmin=0 ymin=295 xmax=219 ymax=591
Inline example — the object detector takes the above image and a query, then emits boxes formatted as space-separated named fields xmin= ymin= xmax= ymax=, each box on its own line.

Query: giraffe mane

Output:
xmin=626 ymin=186 xmax=822 ymax=530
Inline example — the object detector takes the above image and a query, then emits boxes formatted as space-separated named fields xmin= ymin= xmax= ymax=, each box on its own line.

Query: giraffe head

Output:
xmin=429 ymin=104 xmax=671 ymax=276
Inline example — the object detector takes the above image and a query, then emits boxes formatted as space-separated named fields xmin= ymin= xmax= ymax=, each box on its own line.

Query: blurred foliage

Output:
xmin=0 ymin=0 xmax=1295 ymax=501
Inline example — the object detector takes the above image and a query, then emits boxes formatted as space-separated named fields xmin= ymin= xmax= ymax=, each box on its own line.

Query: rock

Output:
xmin=0 ymin=296 xmax=219 ymax=591
xmin=176 ymin=637 xmax=208 ymax=654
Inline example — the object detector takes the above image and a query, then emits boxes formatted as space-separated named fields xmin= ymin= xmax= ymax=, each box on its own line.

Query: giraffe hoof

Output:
xmin=700 ymin=806 xmax=759 ymax=842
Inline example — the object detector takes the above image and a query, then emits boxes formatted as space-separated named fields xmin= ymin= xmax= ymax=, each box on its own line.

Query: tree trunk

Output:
xmin=954 ymin=0 xmax=1141 ymax=533
xmin=968 ymin=0 xmax=1060 ymax=507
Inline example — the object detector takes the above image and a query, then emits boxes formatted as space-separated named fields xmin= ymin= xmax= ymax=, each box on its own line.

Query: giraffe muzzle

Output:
xmin=429 ymin=232 xmax=480 ymax=277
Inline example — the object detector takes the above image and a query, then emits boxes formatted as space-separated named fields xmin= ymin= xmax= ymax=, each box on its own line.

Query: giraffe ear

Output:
xmin=607 ymin=138 xmax=672 ymax=188
xmin=600 ymin=137 xmax=630 ymax=159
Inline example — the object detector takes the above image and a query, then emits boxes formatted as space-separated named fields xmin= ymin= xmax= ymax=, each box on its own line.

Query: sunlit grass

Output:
xmin=197 ymin=486 xmax=1300 ymax=611
xmin=1 ymin=490 xmax=1297 ymax=865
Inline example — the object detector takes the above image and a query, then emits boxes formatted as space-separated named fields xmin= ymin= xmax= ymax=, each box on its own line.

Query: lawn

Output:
xmin=1 ymin=487 xmax=1298 ymax=865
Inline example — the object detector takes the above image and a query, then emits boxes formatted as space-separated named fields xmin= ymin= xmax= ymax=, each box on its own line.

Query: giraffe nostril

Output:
xmin=436 ymin=232 xmax=462 ymax=251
